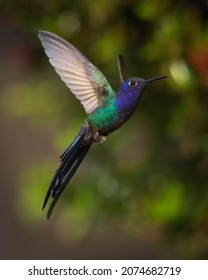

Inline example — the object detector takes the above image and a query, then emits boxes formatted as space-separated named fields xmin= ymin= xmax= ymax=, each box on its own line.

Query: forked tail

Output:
xmin=43 ymin=131 xmax=92 ymax=219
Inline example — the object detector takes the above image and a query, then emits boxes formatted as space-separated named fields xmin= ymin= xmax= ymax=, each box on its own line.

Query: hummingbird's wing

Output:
xmin=38 ymin=31 xmax=114 ymax=114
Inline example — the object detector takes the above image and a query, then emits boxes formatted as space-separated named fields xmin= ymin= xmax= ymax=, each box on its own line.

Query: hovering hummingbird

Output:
xmin=38 ymin=31 xmax=168 ymax=219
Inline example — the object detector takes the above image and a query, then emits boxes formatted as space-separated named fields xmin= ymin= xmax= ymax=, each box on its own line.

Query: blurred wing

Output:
xmin=38 ymin=31 xmax=114 ymax=114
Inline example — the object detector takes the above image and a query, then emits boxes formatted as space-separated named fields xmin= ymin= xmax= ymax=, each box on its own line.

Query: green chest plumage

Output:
xmin=87 ymin=98 xmax=119 ymax=134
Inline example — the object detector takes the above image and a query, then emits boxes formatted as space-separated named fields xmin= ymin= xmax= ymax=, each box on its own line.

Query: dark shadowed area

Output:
xmin=0 ymin=1 xmax=208 ymax=259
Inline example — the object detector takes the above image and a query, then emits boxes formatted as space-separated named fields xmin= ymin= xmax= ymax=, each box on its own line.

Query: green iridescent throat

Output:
xmin=87 ymin=98 xmax=118 ymax=131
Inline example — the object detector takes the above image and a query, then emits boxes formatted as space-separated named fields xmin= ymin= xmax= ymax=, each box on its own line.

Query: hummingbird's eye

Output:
xmin=128 ymin=80 xmax=137 ymax=86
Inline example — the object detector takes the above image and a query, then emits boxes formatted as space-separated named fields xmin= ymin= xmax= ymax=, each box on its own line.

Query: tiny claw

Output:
xmin=93 ymin=132 xmax=108 ymax=145
xmin=98 ymin=136 xmax=108 ymax=145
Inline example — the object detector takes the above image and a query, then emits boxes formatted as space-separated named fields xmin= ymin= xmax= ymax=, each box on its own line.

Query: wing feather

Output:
xmin=38 ymin=31 xmax=114 ymax=114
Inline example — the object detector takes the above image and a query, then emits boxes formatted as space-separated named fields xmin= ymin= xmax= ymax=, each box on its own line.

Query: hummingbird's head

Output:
xmin=125 ymin=76 xmax=168 ymax=92
xmin=118 ymin=76 xmax=167 ymax=105
xmin=116 ymin=55 xmax=168 ymax=111
xmin=117 ymin=76 xmax=168 ymax=110
xmin=125 ymin=77 xmax=147 ymax=93
xmin=116 ymin=75 xmax=168 ymax=116
xmin=118 ymin=75 xmax=168 ymax=102
xmin=117 ymin=55 xmax=168 ymax=98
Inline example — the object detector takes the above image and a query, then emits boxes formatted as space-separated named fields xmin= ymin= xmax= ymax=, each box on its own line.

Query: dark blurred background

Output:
xmin=1 ymin=0 xmax=208 ymax=259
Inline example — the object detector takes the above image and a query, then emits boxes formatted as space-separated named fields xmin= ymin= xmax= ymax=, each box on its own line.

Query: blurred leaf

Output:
xmin=147 ymin=180 xmax=184 ymax=223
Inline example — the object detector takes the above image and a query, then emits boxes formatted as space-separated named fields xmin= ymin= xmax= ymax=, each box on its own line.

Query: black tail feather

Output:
xmin=46 ymin=144 xmax=91 ymax=220
xmin=42 ymin=134 xmax=84 ymax=210
xmin=43 ymin=132 xmax=91 ymax=219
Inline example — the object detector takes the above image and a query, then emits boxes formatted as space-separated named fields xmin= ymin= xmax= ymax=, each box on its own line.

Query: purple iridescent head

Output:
xmin=119 ymin=76 xmax=168 ymax=97
xmin=117 ymin=55 xmax=168 ymax=97
xmin=116 ymin=75 xmax=168 ymax=114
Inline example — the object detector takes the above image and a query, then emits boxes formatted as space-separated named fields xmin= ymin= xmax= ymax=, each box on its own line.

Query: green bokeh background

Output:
xmin=0 ymin=0 xmax=208 ymax=259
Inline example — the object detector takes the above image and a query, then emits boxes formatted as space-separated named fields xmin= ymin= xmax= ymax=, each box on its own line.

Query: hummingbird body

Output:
xmin=38 ymin=31 xmax=167 ymax=219
xmin=88 ymin=97 xmax=117 ymax=135
xmin=87 ymin=78 xmax=147 ymax=138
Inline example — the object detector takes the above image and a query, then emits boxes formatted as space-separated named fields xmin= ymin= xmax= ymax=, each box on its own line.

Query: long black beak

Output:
xmin=147 ymin=76 xmax=168 ymax=83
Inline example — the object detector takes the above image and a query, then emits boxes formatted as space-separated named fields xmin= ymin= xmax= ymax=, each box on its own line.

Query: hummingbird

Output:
xmin=38 ymin=30 xmax=168 ymax=219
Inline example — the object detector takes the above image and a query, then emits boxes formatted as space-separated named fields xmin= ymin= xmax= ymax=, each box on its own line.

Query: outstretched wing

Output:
xmin=38 ymin=31 xmax=114 ymax=114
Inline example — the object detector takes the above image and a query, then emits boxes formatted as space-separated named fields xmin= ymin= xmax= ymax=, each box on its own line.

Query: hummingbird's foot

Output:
xmin=98 ymin=135 xmax=108 ymax=145
xmin=93 ymin=132 xmax=108 ymax=145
